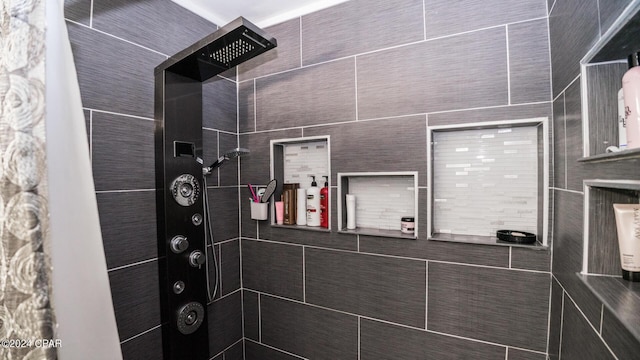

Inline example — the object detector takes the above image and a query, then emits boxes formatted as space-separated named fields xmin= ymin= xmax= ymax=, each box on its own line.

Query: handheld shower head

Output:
xmin=203 ymin=147 xmax=250 ymax=175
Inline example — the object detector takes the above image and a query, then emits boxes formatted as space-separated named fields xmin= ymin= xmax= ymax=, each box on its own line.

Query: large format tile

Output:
xmin=425 ymin=0 xmax=546 ymax=38
xmin=360 ymin=318 xmax=505 ymax=359
xmin=260 ymin=295 xmax=358 ymax=359
xmin=304 ymin=115 xmax=427 ymax=186
xmin=120 ymin=325 xmax=163 ymax=360
xmin=96 ymin=191 xmax=157 ymax=269
xmin=428 ymin=262 xmax=550 ymax=351
xmin=255 ymin=59 xmax=356 ymax=130
xmin=601 ymin=307 xmax=640 ymax=360
xmin=357 ymin=27 xmax=508 ymax=119
xmin=91 ymin=113 xmax=155 ymax=191
xmin=301 ymin=0 xmax=423 ymax=65
xmin=223 ymin=340 xmax=244 ymax=360
xmin=508 ymin=348 xmax=547 ymax=360
xmin=67 ymin=22 xmax=165 ymax=118
xmin=206 ymin=187 xmax=239 ymax=242
xmin=208 ymin=291 xmax=243 ymax=357
xmin=511 ymin=247 xmax=551 ymax=272
xmin=598 ymin=0 xmax=633 ymax=35
xmin=564 ymin=79 xmax=585 ymax=192
xmin=238 ymin=18 xmax=302 ymax=82
xmin=549 ymin=0 xmax=599 ymax=96
xmin=238 ymin=80 xmax=256 ymax=133
xmin=239 ymin=129 xmax=303 ymax=185
xmin=243 ymin=290 xmax=260 ymax=341
xmin=64 ymin=0 xmax=91 ymax=24
xmin=552 ymin=190 xmax=583 ymax=276
xmin=203 ymin=76 xmax=237 ymax=133
xmin=548 ymin=278 xmax=563 ymax=360
xmin=245 ymin=340 xmax=303 ymax=360
xmin=220 ymin=240 xmax=241 ymax=295
xmin=428 ymin=103 xmax=552 ymax=127
xmin=202 ymin=129 xmax=219 ymax=187
xmin=242 ymin=240 xmax=304 ymax=300
xmin=508 ymin=19 xmax=551 ymax=104
xmin=560 ymin=296 xmax=615 ymax=359
xmin=552 ymin=93 xmax=566 ymax=189
xmin=305 ymin=248 xmax=426 ymax=328
xmin=92 ymin=0 xmax=218 ymax=56
xmin=217 ymin=132 xmax=240 ymax=187
xmin=109 ymin=261 xmax=161 ymax=341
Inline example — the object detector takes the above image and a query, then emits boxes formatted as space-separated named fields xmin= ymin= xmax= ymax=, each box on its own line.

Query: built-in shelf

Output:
xmin=578 ymin=147 xmax=640 ymax=163
xmin=578 ymin=273 xmax=640 ymax=343
xmin=271 ymin=224 xmax=331 ymax=233
xmin=429 ymin=233 xmax=548 ymax=250
xmin=338 ymin=172 xmax=418 ymax=239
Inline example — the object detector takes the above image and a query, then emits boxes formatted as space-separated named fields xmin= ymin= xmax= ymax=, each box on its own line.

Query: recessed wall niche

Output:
xmin=427 ymin=118 xmax=549 ymax=248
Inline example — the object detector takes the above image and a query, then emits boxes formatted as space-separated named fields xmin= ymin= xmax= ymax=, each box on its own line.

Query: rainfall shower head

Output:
xmin=203 ymin=147 xmax=250 ymax=175
xmin=162 ymin=17 xmax=277 ymax=81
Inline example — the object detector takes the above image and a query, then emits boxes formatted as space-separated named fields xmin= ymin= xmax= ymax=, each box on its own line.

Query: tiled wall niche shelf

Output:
xmin=427 ymin=118 xmax=549 ymax=249
xmin=581 ymin=179 xmax=640 ymax=343
xmin=580 ymin=1 xmax=640 ymax=161
xmin=270 ymin=136 xmax=331 ymax=232
xmin=337 ymin=172 xmax=418 ymax=239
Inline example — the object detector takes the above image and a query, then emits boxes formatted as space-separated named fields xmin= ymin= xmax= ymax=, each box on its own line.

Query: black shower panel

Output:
xmin=155 ymin=17 xmax=276 ymax=360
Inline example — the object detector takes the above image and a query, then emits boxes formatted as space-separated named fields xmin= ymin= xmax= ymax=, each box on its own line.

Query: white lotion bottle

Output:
xmin=296 ymin=188 xmax=307 ymax=226
xmin=623 ymin=51 xmax=640 ymax=149
xmin=618 ymin=88 xmax=627 ymax=150
xmin=346 ymin=194 xmax=356 ymax=230
xmin=613 ymin=203 xmax=640 ymax=281
xmin=306 ymin=176 xmax=321 ymax=226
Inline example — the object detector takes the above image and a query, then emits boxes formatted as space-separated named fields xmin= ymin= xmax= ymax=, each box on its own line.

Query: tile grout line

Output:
xmin=209 ymin=337 xmax=243 ymax=360
xmin=425 ymin=261 xmax=429 ymax=330
xmin=119 ymin=323 xmax=162 ymax=345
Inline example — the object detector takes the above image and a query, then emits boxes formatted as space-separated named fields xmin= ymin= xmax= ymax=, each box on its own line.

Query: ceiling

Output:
xmin=172 ymin=0 xmax=351 ymax=28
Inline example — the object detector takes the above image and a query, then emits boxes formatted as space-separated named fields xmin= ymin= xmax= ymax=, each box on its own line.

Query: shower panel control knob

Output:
xmin=189 ymin=250 xmax=205 ymax=268
xmin=170 ymin=235 xmax=189 ymax=254
xmin=170 ymin=174 xmax=200 ymax=206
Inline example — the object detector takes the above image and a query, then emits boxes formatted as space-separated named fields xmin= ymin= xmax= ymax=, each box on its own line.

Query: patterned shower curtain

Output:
xmin=0 ymin=0 xmax=57 ymax=359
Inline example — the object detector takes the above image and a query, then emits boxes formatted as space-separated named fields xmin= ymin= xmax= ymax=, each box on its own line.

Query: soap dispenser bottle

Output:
xmin=320 ymin=176 xmax=329 ymax=228
xmin=623 ymin=51 xmax=640 ymax=149
xmin=306 ymin=176 xmax=321 ymax=227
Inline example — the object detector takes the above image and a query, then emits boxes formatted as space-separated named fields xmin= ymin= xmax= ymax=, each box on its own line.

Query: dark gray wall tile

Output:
xmin=425 ymin=0 xmax=546 ymax=38
xmin=508 ymin=348 xmax=547 ymax=360
xmin=241 ymin=199 xmax=258 ymax=239
xmin=218 ymin=132 xmax=240 ymax=187
xmin=255 ymin=59 xmax=356 ymax=130
xmin=305 ymin=248 xmax=426 ymax=328
xmin=428 ymin=103 xmax=552 ymax=127
xmin=221 ymin=240 xmax=241 ymax=295
xmin=560 ymin=296 xmax=615 ymax=359
xmin=209 ymin=244 xmax=221 ymax=301
xmin=360 ymin=236 xmax=510 ymax=268
xmin=564 ymin=79 xmax=585 ymax=191
xmin=357 ymin=27 xmax=508 ymax=119
xmin=242 ymin=240 xmax=304 ymax=300
xmin=548 ymin=278 xmax=563 ymax=360
xmin=549 ymin=0 xmax=599 ymax=96
xmin=301 ymin=0 xmax=424 ymax=65
xmin=552 ymin=190 xmax=583 ymax=275
xmin=238 ymin=80 xmax=256 ymax=133
xmin=203 ymin=76 xmax=237 ymax=133
xmin=555 ymin=273 xmax=603 ymax=331
xmin=208 ymin=291 xmax=243 ymax=357
xmin=239 ymin=129 xmax=302 ymax=185
xmin=207 ymin=187 xmax=239 ymax=242
xmin=243 ymin=290 xmax=260 ymax=341
xmin=602 ymin=307 xmax=640 ymax=360
xmin=120 ymin=325 xmax=163 ymax=360
xmin=67 ymin=22 xmax=164 ymax=118
xmin=97 ymin=191 xmax=157 ymax=269
xmin=238 ymin=18 xmax=301 ymax=81
xmin=361 ymin=318 xmax=505 ymax=360
xmin=599 ymin=0 xmax=633 ymax=35
xmin=202 ymin=129 xmax=219 ymax=187
xmin=64 ymin=0 xmax=91 ymax=24
xmin=511 ymin=247 xmax=551 ymax=272
xmin=92 ymin=0 xmax=218 ymax=56
xmin=552 ymin=93 xmax=566 ymax=189
xmin=428 ymin=262 xmax=550 ymax=351
xmin=92 ymin=113 xmax=155 ymax=191
xmin=85 ymin=109 xmax=91 ymax=153
xmin=245 ymin=339 xmax=302 ymax=360
xmin=260 ymin=295 xmax=358 ymax=359
xmin=109 ymin=261 xmax=161 ymax=341
xmin=223 ymin=340 xmax=244 ymax=360
xmin=304 ymin=116 xmax=427 ymax=186
xmin=257 ymin=222 xmax=358 ymax=251
xmin=509 ymin=19 xmax=552 ymax=104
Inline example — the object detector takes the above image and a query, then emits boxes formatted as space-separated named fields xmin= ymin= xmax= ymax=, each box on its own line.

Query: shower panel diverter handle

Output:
xmin=170 ymin=235 xmax=189 ymax=254
xmin=189 ymin=250 xmax=205 ymax=268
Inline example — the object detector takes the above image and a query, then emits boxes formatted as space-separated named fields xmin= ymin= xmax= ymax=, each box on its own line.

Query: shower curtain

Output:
xmin=0 ymin=0 xmax=123 ymax=358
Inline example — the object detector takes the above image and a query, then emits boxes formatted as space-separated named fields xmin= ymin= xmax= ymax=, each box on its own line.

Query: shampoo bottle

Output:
xmin=320 ymin=176 xmax=329 ymax=228
xmin=622 ymin=51 xmax=640 ymax=149
xmin=306 ymin=176 xmax=321 ymax=226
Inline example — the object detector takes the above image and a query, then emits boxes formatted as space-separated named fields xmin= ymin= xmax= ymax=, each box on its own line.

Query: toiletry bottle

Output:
xmin=306 ymin=176 xmax=321 ymax=226
xmin=320 ymin=176 xmax=329 ymax=228
xmin=296 ymin=188 xmax=307 ymax=226
xmin=346 ymin=194 xmax=356 ymax=230
xmin=618 ymin=88 xmax=628 ymax=150
xmin=623 ymin=51 xmax=640 ymax=149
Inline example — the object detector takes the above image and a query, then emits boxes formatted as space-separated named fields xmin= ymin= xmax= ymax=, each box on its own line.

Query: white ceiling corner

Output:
xmin=172 ymin=0 xmax=351 ymax=28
